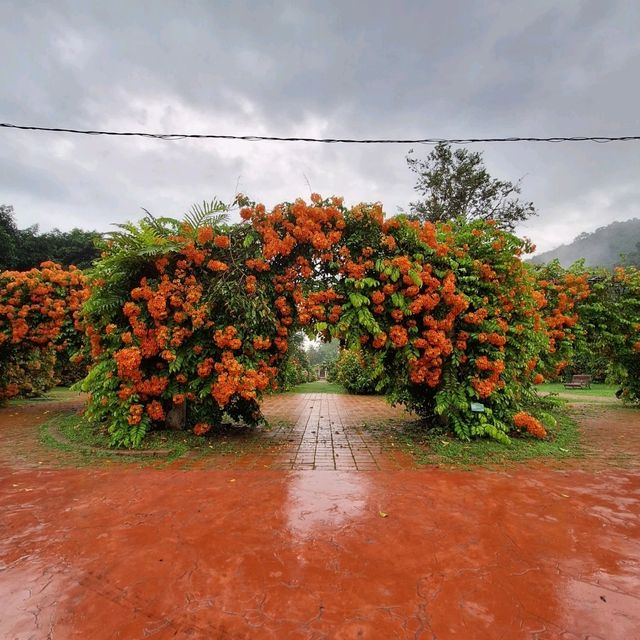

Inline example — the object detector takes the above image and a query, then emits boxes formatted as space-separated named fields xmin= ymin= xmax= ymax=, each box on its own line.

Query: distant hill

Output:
xmin=529 ymin=218 xmax=640 ymax=268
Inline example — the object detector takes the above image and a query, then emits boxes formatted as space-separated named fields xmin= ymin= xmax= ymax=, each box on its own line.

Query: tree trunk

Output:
xmin=165 ymin=401 xmax=186 ymax=430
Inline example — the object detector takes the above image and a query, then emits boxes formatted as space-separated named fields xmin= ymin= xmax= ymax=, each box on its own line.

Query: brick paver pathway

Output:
xmin=262 ymin=392 xmax=414 ymax=470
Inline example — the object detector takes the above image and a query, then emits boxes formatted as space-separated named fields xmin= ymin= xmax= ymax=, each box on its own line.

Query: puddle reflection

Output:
xmin=285 ymin=471 xmax=371 ymax=539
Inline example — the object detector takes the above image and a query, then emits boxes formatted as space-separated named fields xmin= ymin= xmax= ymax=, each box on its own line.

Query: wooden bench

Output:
xmin=564 ymin=374 xmax=592 ymax=389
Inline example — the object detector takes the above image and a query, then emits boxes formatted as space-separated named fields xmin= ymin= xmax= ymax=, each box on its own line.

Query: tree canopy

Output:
xmin=0 ymin=204 xmax=101 ymax=271
xmin=407 ymin=143 xmax=536 ymax=232
xmin=306 ymin=340 xmax=339 ymax=367
xmin=0 ymin=205 xmax=19 ymax=271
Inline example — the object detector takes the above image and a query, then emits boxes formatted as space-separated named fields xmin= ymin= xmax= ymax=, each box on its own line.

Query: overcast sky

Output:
xmin=1 ymin=0 xmax=639 ymax=252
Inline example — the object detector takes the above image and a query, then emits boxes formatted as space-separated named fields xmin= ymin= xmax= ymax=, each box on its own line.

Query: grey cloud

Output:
xmin=1 ymin=0 xmax=639 ymax=253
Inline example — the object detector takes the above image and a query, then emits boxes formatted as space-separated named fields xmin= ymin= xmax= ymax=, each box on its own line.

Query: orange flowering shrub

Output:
xmin=79 ymin=196 xmax=572 ymax=446
xmin=570 ymin=265 xmax=640 ymax=403
xmin=0 ymin=262 xmax=87 ymax=401
xmin=532 ymin=261 xmax=591 ymax=381
xmin=322 ymin=205 xmax=560 ymax=441
xmin=77 ymin=199 xmax=351 ymax=446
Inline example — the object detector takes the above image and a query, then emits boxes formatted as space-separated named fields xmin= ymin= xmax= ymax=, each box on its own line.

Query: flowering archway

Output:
xmin=65 ymin=194 xmax=592 ymax=448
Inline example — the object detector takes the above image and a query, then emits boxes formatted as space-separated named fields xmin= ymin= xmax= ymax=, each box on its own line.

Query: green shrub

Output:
xmin=334 ymin=347 xmax=385 ymax=394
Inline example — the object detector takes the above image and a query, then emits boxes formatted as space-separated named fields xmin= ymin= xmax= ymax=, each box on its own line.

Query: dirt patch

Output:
xmin=558 ymin=401 xmax=640 ymax=469
xmin=0 ymin=398 xmax=87 ymax=468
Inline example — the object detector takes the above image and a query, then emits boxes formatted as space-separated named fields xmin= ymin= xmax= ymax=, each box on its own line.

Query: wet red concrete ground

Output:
xmin=1 ymin=395 xmax=640 ymax=638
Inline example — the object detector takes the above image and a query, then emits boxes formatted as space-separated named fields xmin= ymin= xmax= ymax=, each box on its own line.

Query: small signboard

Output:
xmin=470 ymin=402 xmax=485 ymax=412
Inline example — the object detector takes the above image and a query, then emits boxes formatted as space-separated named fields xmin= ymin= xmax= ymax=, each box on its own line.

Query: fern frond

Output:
xmin=184 ymin=199 xmax=229 ymax=230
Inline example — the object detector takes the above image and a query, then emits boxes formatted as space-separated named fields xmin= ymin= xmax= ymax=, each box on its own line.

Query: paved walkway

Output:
xmin=262 ymin=393 xmax=414 ymax=470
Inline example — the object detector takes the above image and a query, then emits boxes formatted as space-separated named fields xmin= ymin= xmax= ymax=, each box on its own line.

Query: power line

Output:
xmin=1 ymin=121 xmax=639 ymax=144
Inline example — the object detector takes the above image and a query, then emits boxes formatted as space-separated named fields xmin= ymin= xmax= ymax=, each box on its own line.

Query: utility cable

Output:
xmin=1 ymin=122 xmax=639 ymax=144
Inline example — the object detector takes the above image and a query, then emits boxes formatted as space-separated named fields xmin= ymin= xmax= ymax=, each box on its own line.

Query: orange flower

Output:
xmin=197 ymin=226 xmax=215 ymax=244
xmin=127 ymin=404 xmax=144 ymax=425
xmin=371 ymin=291 xmax=385 ymax=305
xmin=214 ymin=326 xmax=242 ymax=350
xmin=197 ymin=358 xmax=214 ymax=377
xmin=253 ymin=336 xmax=271 ymax=350
xmin=117 ymin=385 xmax=135 ymax=401
xmin=389 ymin=325 xmax=408 ymax=348
xmin=194 ymin=422 xmax=211 ymax=435
xmin=146 ymin=400 xmax=165 ymax=421
xmin=513 ymin=412 xmax=546 ymax=439
xmin=213 ymin=235 xmax=230 ymax=249
xmin=372 ymin=332 xmax=387 ymax=349
xmin=114 ymin=347 xmax=142 ymax=380
xmin=207 ymin=260 xmax=228 ymax=272
xmin=245 ymin=275 xmax=257 ymax=294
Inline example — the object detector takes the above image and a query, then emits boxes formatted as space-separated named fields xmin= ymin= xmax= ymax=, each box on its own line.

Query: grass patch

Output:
xmin=537 ymin=382 xmax=619 ymax=399
xmin=39 ymin=411 xmax=285 ymax=463
xmin=8 ymin=386 xmax=83 ymax=407
xmin=365 ymin=408 xmax=582 ymax=468
xmin=289 ymin=380 xmax=347 ymax=394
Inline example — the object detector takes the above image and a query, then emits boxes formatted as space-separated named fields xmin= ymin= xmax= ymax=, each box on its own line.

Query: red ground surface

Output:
xmin=1 ymin=395 xmax=639 ymax=639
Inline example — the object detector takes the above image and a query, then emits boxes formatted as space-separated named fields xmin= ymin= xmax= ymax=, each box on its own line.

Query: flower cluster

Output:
xmin=0 ymin=263 xmax=87 ymax=401
xmin=533 ymin=265 xmax=591 ymax=380
xmin=513 ymin=411 xmax=547 ymax=439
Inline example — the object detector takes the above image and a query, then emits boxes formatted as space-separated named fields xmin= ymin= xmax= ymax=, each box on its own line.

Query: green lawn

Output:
xmin=537 ymin=382 xmax=619 ymax=398
xmin=365 ymin=409 xmax=582 ymax=467
xmin=8 ymin=386 xmax=83 ymax=406
xmin=289 ymin=380 xmax=347 ymax=394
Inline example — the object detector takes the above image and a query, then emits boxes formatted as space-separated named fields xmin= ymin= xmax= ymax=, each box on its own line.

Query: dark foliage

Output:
xmin=0 ymin=204 xmax=101 ymax=270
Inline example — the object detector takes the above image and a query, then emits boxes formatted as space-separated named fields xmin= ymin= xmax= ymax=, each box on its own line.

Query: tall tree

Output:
xmin=306 ymin=339 xmax=339 ymax=366
xmin=0 ymin=204 xmax=101 ymax=271
xmin=406 ymin=143 xmax=536 ymax=232
xmin=0 ymin=205 xmax=18 ymax=271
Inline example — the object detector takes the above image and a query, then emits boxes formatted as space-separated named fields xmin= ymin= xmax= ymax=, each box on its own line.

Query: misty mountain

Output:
xmin=529 ymin=219 xmax=640 ymax=268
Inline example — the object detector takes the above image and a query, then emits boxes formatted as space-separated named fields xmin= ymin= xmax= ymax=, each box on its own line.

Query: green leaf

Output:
xmin=243 ymin=233 xmax=256 ymax=248
xmin=349 ymin=293 xmax=362 ymax=308
xmin=408 ymin=269 xmax=422 ymax=287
